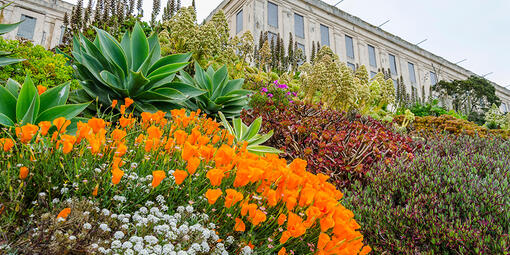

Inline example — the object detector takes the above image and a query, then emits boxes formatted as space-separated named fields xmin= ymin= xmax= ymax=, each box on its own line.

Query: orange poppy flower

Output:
xmin=173 ymin=130 xmax=188 ymax=145
xmin=124 ymin=97 xmax=134 ymax=108
xmin=19 ymin=166 xmax=29 ymax=180
xmin=111 ymin=167 xmax=124 ymax=185
xmin=224 ymin=189 xmax=244 ymax=208
xmin=92 ymin=184 xmax=98 ymax=196
xmin=278 ymin=247 xmax=287 ymax=255
xmin=111 ymin=100 xmax=118 ymax=109
xmin=164 ymin=138 xmax=175 ymax=151
xmin=234 ymin=218 xmax=245 ymax=232
xmin=205 ymin=188 xmax=223 ymax=205
xmin=147 ymin=125 xmax=163 ymax=140
xmin=181 ymin=142 xmax=197 ymax=161
xmin=277 ymin=213 xmax=287 ymax=225
xmin=53 ymin=117 xmax=71 ymax=134
xmin=120 ymin=105 xmax=126 ymax=115
xmin=15 ymin=124 xmax=39 ymax=143
xmin=241 ymin=202 xmax=257 ymax=217
xmin=0 ymin=138 xmax=14 ymax=152
xmin=152 ymin=170 xmax=166 ymax=188
xmin=57 ymin=208 xmax=71 ymax=220
xmin=214 ymin=145 xmax=235 ymax=167
xmin=199 ymin=145 xmax=215 ymax=162
xmin=250 ymin=209 xmax=267 ymax=226
xmin=115 ymin=143 xmax=127 ymax=157
xmin=88 ymin=118 xmax=106 ymax=134
xmin=38 ymin=121 xmax=51 ymax=136
xmin=280 ymin=231 xmax=291 ymax=244
xmin=111 ymin=129 xmax=127 ymax=142
xmin=286 ymin=212 xmax=307 ymax=238
xmin=186 ymin=157 xmax=200 ymax=175
xmin=318 ymin=233 xmax=330 ymax=251
xmin=173 ymin=169 xmax=188 ymax=185
xmin=37 ymin=85 xmax=47 ymax=95
xmin=320 ymin=215 xmax=335 ymax=232
xmin=212 ymin=135 xmax=220 ymax=144
xmin=206 ymin=168 xmax=224 ymax=186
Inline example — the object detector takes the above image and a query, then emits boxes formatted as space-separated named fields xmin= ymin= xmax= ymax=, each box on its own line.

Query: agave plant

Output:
xmin=0 ymin=75 xmax=90 ymax=127
xmin=219 ymin=112 xmax=281 ymax=155
xmin=71 ymin=22 xmax=205 ymax=113
xmin=0 ymin=2 xmax=24 ymax=66
xmin=178 ymin=63 xmax=251 ymax=118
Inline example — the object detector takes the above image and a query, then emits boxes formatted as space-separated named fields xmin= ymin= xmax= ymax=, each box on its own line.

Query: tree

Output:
xmin=151 ymin=0 xmax=161 ymax=26
xmin=433 ymin=75 xmax=501 ymax=124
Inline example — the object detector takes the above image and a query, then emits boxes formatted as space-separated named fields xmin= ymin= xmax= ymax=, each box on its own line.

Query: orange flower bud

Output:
xmin=205 ymin=188 xmax=222 ymax=205
xmin=234 ymin=218 xmax=245 ymax=232
xmin=172 ymin=169 xmax=188 ymax=185
xmin=152 ymin=170 xmax=166 ymax=188
xmin=57 ymin=208 xmax=71 ymax=220
xmin=19 ymin=166 xmax=29 ymax=180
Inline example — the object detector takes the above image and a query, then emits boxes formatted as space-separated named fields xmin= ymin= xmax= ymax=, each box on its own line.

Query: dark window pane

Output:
xmin=294 ymin=13 xmax=304 ymax=38
xmin=389 ymin=54 xmax=397 ymax=75
xmin=368 ymin=45 xmax=376 ymax=67
xmin=408 ymin=62 xmax=416 ymax=84
xmin=236 ymin=10 xmax=243 ymax=34
xmin=345 ymin=35 xmax=354 ymax=59
xmin=430 ymin=71 xmax=437 ymax=86
xmin=320 ymin=24 xmax=329 ymax=46
xmin=17 ymin=15 xmax=37 ymax=40
xmin=268 ymin=2 xmax=278 ymax=28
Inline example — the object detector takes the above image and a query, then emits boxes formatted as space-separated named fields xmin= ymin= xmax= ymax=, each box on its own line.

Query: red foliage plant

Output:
xmin=242 ymin=102 xmax=421 ymax=188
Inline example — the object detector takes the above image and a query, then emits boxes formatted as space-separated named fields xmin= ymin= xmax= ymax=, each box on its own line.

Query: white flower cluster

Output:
xmin=90 ymin=202 xmax=233 ymax=255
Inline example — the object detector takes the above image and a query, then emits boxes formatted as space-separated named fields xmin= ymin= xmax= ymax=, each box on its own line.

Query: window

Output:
xmin=370 ymin=71 xmax=377 ymax=79
xmin=389 ymin=54 xmax=397 ymax=75
xmin=268 ymin=32 xmax=277 ymax=44
xmin=294 ymin=13 xmax=304 ymax=38
xmin=297 ymin=43 xmax=305 ymax=64
xmin=502 ymin=103 xmax=508 ymax=113
xmin=40 ymin=31 xmax=46 ymax=45
xmin=408 ymin=62 xmax=416 ymax=84
xmin=236 ymin=9 xmax=243 ymax=34
xmin=368 ymin=45 xmax=376 ymax=68
xmin=430 ymin=71 xmax=437 ymax=86
xmin=345 ymin=35 xmax=354 ymax=59
xmin=393 ymin=79 xmax=398 ymax=91
xmin=17 ymin=14 xmax=37 ymax=40
xmin=320 ymin=24 xmax=329 ymax=46
xmin=347 ymin=62 xmax=355 ymax=71
xmin=268 ymin=1 xmax=278 ymax=28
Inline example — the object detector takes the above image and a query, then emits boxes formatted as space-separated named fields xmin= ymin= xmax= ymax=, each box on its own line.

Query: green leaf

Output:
xmin=36 ymin=102 xmax=91 ymax=123
xmin=131 ymin=22 xmax=149 ymax=71
xmin=219 ymin=112 xmax=235 ymax=137
xmin=16 ymin=76 xmax=39 ymax=123
xmin=100 ymin=70 xmax=124 ymax=90
xmin=0 ymin=57 xmax=24 ymax=67
xmin=247 ymin=130 xmax=274 ymax=145
xmin=147 ymin=52 xmax=192 ymax=74
xmin=242 ymin=117 xmax=262 ymax=141
xmin=212 ymin=65 xmax=228 ymax=93
xmin=0 ymin=85 xmax=16 ymax=122
xmin=95 ymin=28 xmax=128 ymax=76
xmin=248 ymin=145 xmax=282 ymax=155
xmin=222 ymin=79 xmax=245 ymax=95
xmin=147 ymin=62 xmax=189 ymax=79
xmin=121 ymin=30 xmax=132 ymax=67
xmin=0 ymin=112 xmax=14 ymax=126
xmin=233 ymin=118 xmax=243 ymax=139
xmin=152 ymin=87 xmax=187 ymax=101
xmin=0 ymin=21 xmax=22 ymax=35
xmin=21 ymin=94 xmax=38 ymax=124
xmin=194 ymin=63 xmax=212 ymax=92
xmin=127 ymin=70 xmax=150 ymax=95
xmin=5 ymin=78 xmax=20 ymax=98
xmin=164 ymin=82 xmax=206 ymax=98
xmin=40 ymin=81 xmax=70 ymax=112
xmin=133 ymin=101 xmax=158 ymax=113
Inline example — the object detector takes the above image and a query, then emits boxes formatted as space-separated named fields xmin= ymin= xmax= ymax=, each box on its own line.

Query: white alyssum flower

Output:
xmin=83 ymin=223 xmax=92 ymax=230
xmin=114 ymin=231 xmax=125 ymax=239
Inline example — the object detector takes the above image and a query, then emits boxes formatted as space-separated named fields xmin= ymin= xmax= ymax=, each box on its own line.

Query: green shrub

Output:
xmin=0 ymin=38 xmax=77 ymax=88
xmin=344 ymin=134 xmax=510 ymax=254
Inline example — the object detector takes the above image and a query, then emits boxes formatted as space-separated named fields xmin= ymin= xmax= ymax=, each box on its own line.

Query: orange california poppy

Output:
xmin=186 ymin=157 xmax=200 ymax=175
xmin=53 ymin=117 xmax=71 ymax=134
xmin=15 ymin=124 xmax=39 ymax=143
xmin=173 ymin=169 xmax=188 ymax=185
xmin=0 ymin=138 xmax=14 ymax=152
xmin=147 ymin=125 xmax=163 ymax=140
xmin=57 ymin=208 xmax=71 ymax=220
xmin=224 ymin=189 xmax=244 ymax=208
xmin=88 ymin=118 xmax=106 ymax=134
xmin=124 ymin=97 xmax=134 ymax=108
xmin=120 ymin=105 xmax=126 ymax=115
xmin=173 ymin=130 xmax=188 ymax=145
xmin=115 ymin=143 xmax=128 ymax=157
xmin=92 ymin=184 xmax=98 ymax=196
xmin=234 ymin=218 xmax=245 ymax=232
xmin=111 ymin=167 xmax=124 ymax=185
xmin=277 ymin=213 xmax=287 ymax=226
xmin=206 ymin=168 xmax=225 ymax=186
xmin=250 ymin=209 xmax=267 ymax=226
xmin=111 ymin=129 xmax=127 ymax=142
xmin=19 ymin=166 xmax=29 ymax=180
xmin=37 ymin=85 xmax=47 ymax=95
xmin=152 ymin=170 xmax=166 ymax=188
xmin=318 ymin=233 xmax=330 ymax=251
xmin=280 ymin=231 xmax=291 ymax=244
xmin=205 ymin=189 xmax=223 ymax=205
xmin=38 ymin=121 xmax=52 ymax=136
xmin=111 ymin=100 xmax=118 ymax=109
xmin=278 ymin=247 xmax=287 ymax=255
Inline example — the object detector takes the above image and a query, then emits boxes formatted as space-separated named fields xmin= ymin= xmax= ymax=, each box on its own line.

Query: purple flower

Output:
xmin=274 ymin=80 xmax=278 ymax=85
xmin=267 ymin=93 xmax=273 ymax=98
xmin=261 ymin=87 xmax=268 ymax=93
xmin=278 ymin=84 xmax=289 ymax=90
xmin=286 ymin=92 xmax=292 ymax=96
xmin=292 ymin=92 xmax=297 ymax=97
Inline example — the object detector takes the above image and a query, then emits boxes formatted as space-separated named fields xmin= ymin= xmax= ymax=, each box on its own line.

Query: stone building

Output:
xmin=0 ymin=0 xmax=73 ymax=49
xmin=207 ymin=0 xmax=510 ymax=112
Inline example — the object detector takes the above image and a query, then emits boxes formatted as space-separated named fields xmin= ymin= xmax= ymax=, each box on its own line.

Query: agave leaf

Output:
xmin=127 ymin=70 xmax=150 ymax=95
xmin=100 ymin=70 xmax=125 ymax=90
xmin=248 ymin=145 xmax=282 ymax=155
xmin=242 ymin=117 xmax=262 ymax=141
xmin=131 ymin=23 xmax=149 ymax=71
xmin=20 ymin=94 xmax=38 ymax=124
xmin=95 ymin=28 xmax=128 ymax=76
xmin=0 ymin=112 xmax=14 ymax=126
xmin=137 ymin=42 xmax=160 ymax=74
xmin=147 ymin=62 xmax=189 ymax=79
xmin=218 ymin=112 xmax=235 ymax=137
xmin=134 ymin=101 xmax=158 ymax=113
xmin=40 ymin=81 xmax=70 ymax=113
xmin=233 ymin=118 xmax=243 ymax=139
xmin=16 ymin=76 xmax=39 ymax=123
xmin=164 ymin=82 xmax=206 ymax=98
xmin=0 ymin=57 xmax=24 ymax=67
xmin=247 ymin=130 xmax=274 ymax=145
xmin=147 ymin=33 xmax=161 ymax=66
xmin=5 ymin=79 xmax=20 ymax=98
xmin=177 ymin=70 xmax=195 ymax=85
xmin=222 ymin=79 xmax=245 ymax=95
xmin=147 ymin=53 xmax=192 ymax=74
xmin=79 ymin=33 xmax=110 ymax=68
xmin=121 ymin=31 xmax=132 ymax=66
xmin=194 ymin=63 xmax=212 ymax=93
xmin=0 ymin=84 xmax=17 ymax=122
xmin=36 ymin=102 xmax=91 ymax=123
xmin=152 ymin=87 xmax=188 ymax=101
xmin=0 ymin=21 xmax=22 ymax=35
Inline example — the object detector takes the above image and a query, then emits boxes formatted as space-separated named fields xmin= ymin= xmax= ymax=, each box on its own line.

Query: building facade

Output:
xmin=0 ymin=0 xmax=73 ymax=49
xmin=207 ymin=0 xmax=510 ymax=112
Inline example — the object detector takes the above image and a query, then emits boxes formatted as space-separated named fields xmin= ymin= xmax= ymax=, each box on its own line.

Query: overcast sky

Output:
xmin=65 ymin=0 xmax=510 ymax=87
